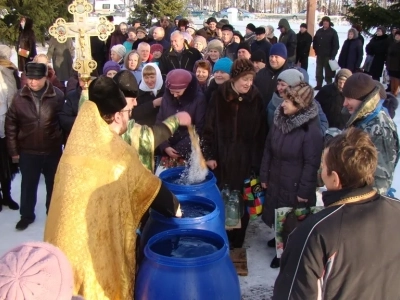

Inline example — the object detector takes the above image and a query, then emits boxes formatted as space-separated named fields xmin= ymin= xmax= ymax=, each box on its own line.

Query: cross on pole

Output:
xmin=48 ymin=0 xmax=115 ymax=88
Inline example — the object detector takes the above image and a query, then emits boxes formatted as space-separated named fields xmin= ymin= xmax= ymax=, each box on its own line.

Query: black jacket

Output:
xmin=134 ymin=84 xmax=165 ymax=127
xmin=158 ymin=45 xmax=202 ymax=75
xmin=254 ymin=61 xmax=289 ymax=108
xmin=315 ymin=83 xmax=347 ymax=129
xmin=251 ymin=38 xmax=272 ymax=60
xmin=278 ymin=19 xmax=297 ymax=63
xmin=386 ymin=40 xmax=400 ymax=73
xmin=222 ymin=41 xmax=239 ymax=61
xmin=59 ymin=86 xmax=81 ymax=140
xmin=365 ymin=34 xmax=389 ymax=79
xmin=273 ymin=186 xmax=400 ymax=300
xmin=338 ymin=38 xmax=363 ymax=72
xmin=313 ymin=27 xmax=340 ymax=59
xmin=296 ymin=31 xmax=312 ymax=61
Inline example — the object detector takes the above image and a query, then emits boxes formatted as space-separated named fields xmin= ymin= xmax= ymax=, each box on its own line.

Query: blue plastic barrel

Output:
xmin=159 ymin=167 xmax=225 ymax=220
xmin=135 ymin=229 xmax=241 ymax=300
xmin=141 ymin=195 xmax=228 ymax=248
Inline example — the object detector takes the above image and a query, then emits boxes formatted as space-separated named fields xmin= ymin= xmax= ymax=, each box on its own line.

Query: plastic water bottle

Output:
xmin=225 ymin=190 xmax=240 ymax=226
xmin=220 ymin=184 xmax=231 ymax=205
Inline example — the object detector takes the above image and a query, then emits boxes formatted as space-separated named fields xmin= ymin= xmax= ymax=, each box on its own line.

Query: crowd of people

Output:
xmin=0 ymin=12 xmax=400 ymax=299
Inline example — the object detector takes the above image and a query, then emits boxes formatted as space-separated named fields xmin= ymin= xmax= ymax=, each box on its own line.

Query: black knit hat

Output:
xmin=237 ymin=42 xmax=251 ymax=54
xmin=231 ymin=58 xmax=256 ymax=80
xmin=207 ymin=17 xmax=217 ymax=24
xmin=221 ymin=24 xmax=234 ymax=32
xmin=25 ymin=62 xmax=47 ymax=79
xmin=342 ymin=73 xmax=378 ymax=101
xmin=251 ymin=50 xmax=267 ymax=63
xmin=89 ymin=76 xmax=127 ymax=116
xmin=233 ymin=30 xmax=244 ymax=42
xmin=300 ymin=23 xmax=307 ymax=29
xmin=113 ymin=70 xmax=139 ymax=98
xmin=246 ymin=23 xmax=256 ymax=32
xmin=255 ymin=27 xmax=266 ymax=35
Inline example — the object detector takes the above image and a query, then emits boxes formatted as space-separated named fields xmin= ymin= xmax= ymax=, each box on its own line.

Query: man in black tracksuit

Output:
xmin=296 ymin=23 xmax=312 ymax=71
xmin=313 ymin=16 xmax=339 ymax=89
xmin=273 ymin=128 xmax=400 ymax=300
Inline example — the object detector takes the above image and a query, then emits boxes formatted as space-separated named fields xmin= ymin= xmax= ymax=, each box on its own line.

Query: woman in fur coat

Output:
xmin=260 ymin=81 xmax=323 ymax=268
xmin=202 ymin=59 xmax=267 ymax=249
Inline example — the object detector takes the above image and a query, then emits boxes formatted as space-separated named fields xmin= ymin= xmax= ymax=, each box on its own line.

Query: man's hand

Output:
xmin=297 ymin=196 xmax=308 ymax=203
xmin=165 ymin=147 xmax=180 ymax=159
xmin=153 ymin=97 xmax=162 ymax=107
xmin=12 ymin=156 xmax=19 ymax=163
xmin=175 ymin=112 xmax=191 ymax=127
xmin=206 ymin=160 xmax=217 ymax=170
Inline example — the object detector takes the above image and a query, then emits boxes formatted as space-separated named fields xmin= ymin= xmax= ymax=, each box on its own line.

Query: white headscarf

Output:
xmin=139 ymin=63 xmax=163 ymax=96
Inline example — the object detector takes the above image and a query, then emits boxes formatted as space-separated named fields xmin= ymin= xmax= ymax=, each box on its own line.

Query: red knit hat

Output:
xmin=166 ymin=69 xmax=192 ymax=90
xmin=150 ymin=44 xmax=163 ymax=54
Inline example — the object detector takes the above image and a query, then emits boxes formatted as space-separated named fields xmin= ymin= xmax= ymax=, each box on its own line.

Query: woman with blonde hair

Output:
xmin=124 ymin=50 xmax=142 ymax=83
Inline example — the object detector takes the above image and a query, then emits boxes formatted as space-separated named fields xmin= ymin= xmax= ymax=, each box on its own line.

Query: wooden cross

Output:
xmin=48 ymin=0 xmax=114 ymax=84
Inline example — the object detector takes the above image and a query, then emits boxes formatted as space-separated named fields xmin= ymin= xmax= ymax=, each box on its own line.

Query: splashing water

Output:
xmin=176 ymin=125 xmax=208 ymax=185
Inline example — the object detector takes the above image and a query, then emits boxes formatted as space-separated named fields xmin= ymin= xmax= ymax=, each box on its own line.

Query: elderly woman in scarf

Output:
xmin=133 ymin=63 xmax=165 ymax=126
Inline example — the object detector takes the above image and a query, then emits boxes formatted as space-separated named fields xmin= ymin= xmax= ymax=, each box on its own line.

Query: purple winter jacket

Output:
xmin=156 ymin=73 xmax=206 ymax=159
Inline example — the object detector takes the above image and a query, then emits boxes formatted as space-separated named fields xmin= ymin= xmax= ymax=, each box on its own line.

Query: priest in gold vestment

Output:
xmin=44 ymin=76 xmax=184 ymax=299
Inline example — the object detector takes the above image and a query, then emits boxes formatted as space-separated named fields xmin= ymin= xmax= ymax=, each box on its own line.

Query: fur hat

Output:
xmin=103 ymin=61 xmax=121 ymax=75
xmin=25 ymin=62 xmax=47 ymax=79
xmin=216 ymin=19 xmax=229 ymax=29
xmin=270 ymin=43 xmax=287 ymax=60
xmin=113 ymin=70 xmax=139 ymax=98
xmin=285 ymin=81 xmax=314 ymax=109
xmin=0 ymin=242 xmax=84 ymax=300
xmin=150 ymin=43 xmax=164 ymax=54
xmin=255 ymin=27 xmax=266 ymax=35
xmin=213 ymin=57 xmax=233 ymax=74
xmin=207 ymin=17 xmax=217 ymax=24
xmin=111 ymin=44 xmax=126 ymax=59
xmin=251 ymin=50 xmax=267 ymax=63
xmin=374 ymin=80 xmax=387 ymax=100
xmin=207 ymin=39 xmax=224 ymax=55
xmin=221 ymin=24 xmax=234 ymax=32
xmin=89 ymin=76 xmax=127 ymax=116
xmin=166 ymin=69 xmax=192 ymax=90
xmin=0 ymin=45 xmax=11 ymax=60
xmin=342 ymin=73 xmax=378 ymax=101
xmin=277 ymin=69 xmax=304 ymax=87
xmin=237 ymin=42 xmax=251 ymax=55
xmin=246 ymin=23 xmax=256 ymax=32
xmin=231 ymin=58 xmax=256 ymax=80
xmin=319 ymin=16 xmax=334 ymax=27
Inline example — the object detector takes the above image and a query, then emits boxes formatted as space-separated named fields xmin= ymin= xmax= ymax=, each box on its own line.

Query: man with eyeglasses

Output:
xmin=44 ymin=74 xmax=187 ymax=299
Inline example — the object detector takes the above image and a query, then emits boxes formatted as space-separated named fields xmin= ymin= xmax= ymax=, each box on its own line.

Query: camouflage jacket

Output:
xmin=347 ymin=87 xmax=400 ymax=195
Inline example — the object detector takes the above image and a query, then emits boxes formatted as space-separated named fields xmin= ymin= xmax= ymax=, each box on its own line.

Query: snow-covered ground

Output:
xmin=0 ymin=19 xmax=399 ymax=300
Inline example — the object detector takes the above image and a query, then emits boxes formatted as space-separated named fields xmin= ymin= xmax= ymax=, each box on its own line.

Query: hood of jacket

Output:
xmin=346 ymin=86 xmax=381 ymax=127
xmin=348 ymin=28 xmax=359 ymax=39
xmin=274 ymin=100 xmax=318 ymax=134
xmin=278 ymin=19 xmax=291 ymax=31
xmin=20 ymin=17 xmax=33 ymax=32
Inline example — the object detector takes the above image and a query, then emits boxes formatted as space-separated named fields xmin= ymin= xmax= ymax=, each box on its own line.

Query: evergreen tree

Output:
xmin=346 ymin=1 xmax=400 ymax=34
xmin=131 ymin=0 xmax=186 ymax=26
xmin=0 ymin=0 xmax=70 ymax=45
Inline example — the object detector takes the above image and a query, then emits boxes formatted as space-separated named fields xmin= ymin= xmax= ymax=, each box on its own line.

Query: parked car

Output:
xmin=292 ymin=9 xmax=307 ymax=20
xmin=188 ymin=10 xmax=211 ymax=18
xmin=214 ymin=7 xmax=256 ymax=19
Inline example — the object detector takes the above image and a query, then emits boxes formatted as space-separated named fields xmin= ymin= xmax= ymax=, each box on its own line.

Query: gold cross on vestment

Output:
xmin=48 ymin=0 xmax=114 ymax=88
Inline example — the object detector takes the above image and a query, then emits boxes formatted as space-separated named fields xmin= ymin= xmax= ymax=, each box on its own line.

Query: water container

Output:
xmin=135 ymin=229 xmax=241 ymax=300
xmin=159 ymin=167 xmax=225 ymax=220
xmin=141 ymin=195 xmax=228 ymax=249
